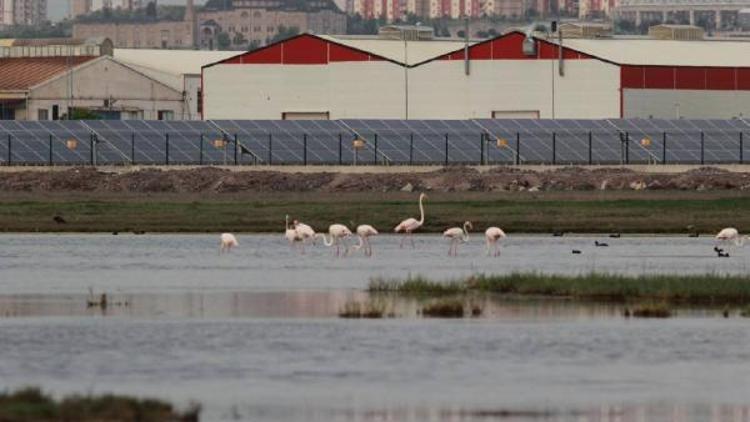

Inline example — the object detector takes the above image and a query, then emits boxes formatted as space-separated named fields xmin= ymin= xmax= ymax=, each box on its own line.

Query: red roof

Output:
xmin=0 ymin=56 xmax=96 ymax=91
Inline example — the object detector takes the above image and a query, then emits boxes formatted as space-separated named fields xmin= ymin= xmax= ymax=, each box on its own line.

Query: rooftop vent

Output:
xmin=378 ymin=25 xmax=434 ymax=41
xmin=648 ymin=24 xmax=704 ymax=40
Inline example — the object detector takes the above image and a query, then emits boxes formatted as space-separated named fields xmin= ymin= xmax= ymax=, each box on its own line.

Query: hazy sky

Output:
xmin=49 ymin=0 xmax=207 ymax=20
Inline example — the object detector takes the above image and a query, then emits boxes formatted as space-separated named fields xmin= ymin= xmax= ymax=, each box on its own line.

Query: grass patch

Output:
xmin=338 ymin=300 xmax=390 ymax=318
xmin=421 ymin=298 xmax=466 ymax=318
xmin=369 ymin=276 xmax=466 ymax=296
xmin=0 ymin=387 xmax=199 ymax=421
xmin=375 ymin=273 xmax=750 ymax=305
xmin=2 ymin=193 xmax=750 ymax=233
xmin=629 ymin=303 xmax=672 ymax=318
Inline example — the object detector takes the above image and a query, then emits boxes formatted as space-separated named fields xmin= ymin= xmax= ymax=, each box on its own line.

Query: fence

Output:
xmin=0 ymin=119 xmax=749 ymax=166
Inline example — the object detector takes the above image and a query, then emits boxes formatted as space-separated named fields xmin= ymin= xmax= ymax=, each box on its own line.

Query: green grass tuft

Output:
xmin=630 ymin=303 xmax=672 ymax=318
xmin=338 ymin=300 xmax=389 ymax=318
xmin=0 ymin=387 xmax=200 ymax=422
xmin=421 ymin=298 xmax=466 ymax=318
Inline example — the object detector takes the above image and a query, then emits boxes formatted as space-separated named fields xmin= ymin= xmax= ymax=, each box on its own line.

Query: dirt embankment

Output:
xmin=1 ymin=166 xmax=750 ymax=194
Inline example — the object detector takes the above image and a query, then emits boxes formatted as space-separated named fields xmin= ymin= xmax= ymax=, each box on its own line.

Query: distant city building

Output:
xmin=73 ymin=0 xmax=347 ymax=49
xmin=616 ymin=0 xmax=748 ymax=28
xmin=0 ymin=0 xmax=47 ymax=26
xmin=69 ymin=0 xmax=146 ymax=18
xmin=579 ymin=0 xmax=617 ymax=18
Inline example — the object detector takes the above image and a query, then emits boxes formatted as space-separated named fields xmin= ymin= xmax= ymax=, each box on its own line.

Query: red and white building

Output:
xmin=202 ymin=31 xmax=750 ymax=120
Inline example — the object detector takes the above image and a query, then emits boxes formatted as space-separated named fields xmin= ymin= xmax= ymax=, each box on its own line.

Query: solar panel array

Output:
xmin=0 ymin=118 xmax=749 ymax=165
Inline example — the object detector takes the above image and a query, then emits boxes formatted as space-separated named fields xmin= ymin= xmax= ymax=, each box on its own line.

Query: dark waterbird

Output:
xmin=609 ymin=233 xmax=621 ymax=238
xmin=52 ymin=215 xmax=67 ymax=224
xmin=595 ymin=241 xmax=608 ymax=247
xmin=552 ymin=231 xmax=564 ymax=237
xmin=572 ymin=249 xmax=582 ymax=254
xmin=718 ymin=251 xmax=730 ymax=258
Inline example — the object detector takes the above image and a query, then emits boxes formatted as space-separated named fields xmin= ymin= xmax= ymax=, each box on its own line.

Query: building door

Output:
xmin=492 ymin=110 xmax=540 ymax=119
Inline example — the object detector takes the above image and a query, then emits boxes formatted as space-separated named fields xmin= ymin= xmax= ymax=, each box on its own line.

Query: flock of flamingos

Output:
xmin=218 ymin=192 xmax=747 ymax=257
xmin=218 ymin=193 xmax=506 ymax=257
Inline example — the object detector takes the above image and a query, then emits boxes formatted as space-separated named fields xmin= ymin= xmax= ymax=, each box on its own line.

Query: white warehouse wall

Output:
xmin=408 ymin=59 xmax=620 ymax=119
xmin=624 ymin=89 xmax=750 ymax=119
xmin=203 ymin=62 xmax=407 ymax=120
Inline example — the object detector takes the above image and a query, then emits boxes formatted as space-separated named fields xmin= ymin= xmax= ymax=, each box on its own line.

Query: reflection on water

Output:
xmin=0 ymin=290 xmax=658 ymax=319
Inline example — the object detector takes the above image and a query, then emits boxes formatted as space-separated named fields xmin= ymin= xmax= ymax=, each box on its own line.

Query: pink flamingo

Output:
xmin=285 ymin=215 xmax=305 ymax=253
xmin=394 ymin=193 xmax=427 ymax=248
xmin=353 ymin=224 xmax=378 ymax=257
xmin=485 ymin=226 xmax=507 ymax=257
xmin=320 ymin=224 xmax=353 ymax=257
xmin=219 ymin=233 xmax=238 ymax=254
xmin=293 ymin=220 xmax=317 ymax=245
xmin=443 ymin=221 xmax=472 ymax=256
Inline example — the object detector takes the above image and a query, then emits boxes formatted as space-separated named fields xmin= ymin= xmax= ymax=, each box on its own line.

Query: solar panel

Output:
xmin=0 ymin=118 xmax=749 ymax=166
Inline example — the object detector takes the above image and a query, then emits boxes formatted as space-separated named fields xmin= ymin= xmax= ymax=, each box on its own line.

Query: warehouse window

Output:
xmin=197 ymin=89 xmax=203 ymax=114
xmin=37 ymin=109 xmax=48 ymax=121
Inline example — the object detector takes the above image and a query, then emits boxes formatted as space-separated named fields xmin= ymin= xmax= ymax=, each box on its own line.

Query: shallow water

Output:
xmin=1 ymin=234 xmax=750 ymax=421
xmin=0 ymin=233 xmax=747 ymax=294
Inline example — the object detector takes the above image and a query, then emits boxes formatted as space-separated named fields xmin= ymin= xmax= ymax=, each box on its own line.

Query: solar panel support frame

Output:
xmin=165 ymin=133 xmax=170 ymax=166
xmin=588 ymin=131 xmax=592 ymax=165
xmin=6 ymin=134 xmax=11 ymax=166
xmin=199 ymin=134 xmax=204 ymax=165
xmin=303 ymin=134 xmax=307 ymax=166
xmin=444 ymin=134 xmax=449 ymax=166
xmin=268 ymin=134 xmax=273 ymax=165
xmin=373 ymin=134 xmax=378 ymax=166
xmin=48 ymin=134 xmax=53 ymax=166
xmin=480 ymin=133 xmax=485 ymax=165
xmin=741 ymin=132 xmax=744 ymax=165
xmin=409 ymin=134 xmax=414 ymax=166
xmin=234 ymin=134 xmax=238 ymax=166
xmin=131 ymin=132 xmax=136 ymax=165
xmin=338 ymin=133 xmax=342 ymax=165
xmin=662 ymin=132 xmax=667 ymax=165
xmin=515 ymin=133 xmax=520 ymax=165
xmin=700 ymin=131 xmax=704 ymax=165
xmin=552 ymin=132 xmax=556 ymax=165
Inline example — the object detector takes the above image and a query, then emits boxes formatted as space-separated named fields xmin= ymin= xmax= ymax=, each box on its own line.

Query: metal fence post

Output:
xmin=7 ymin=134 xmax=11 ymax=166
xmin=338 ymin=134 xmax=342 ymax=165
xmin=199 ymin=134 xmax=204 ymax=165
xmin=374 ymin=133 xmax=378 ymax=165
xmin=480 ymin=133 xmax=485 ymax=165
xmin=234 ymin=134 xmax=238 ymax=165
xmin=552 ymin=132 xmax=556 ymax=165
xmin=131 ymin=133 xmax=136 ymax=165
xmin=588 ymin=131 xmax=592 ymax=165
xmin=515 ymin=132 xmax=520 ymax=165
xmin=165 ymin=133 xmax=170 ymax=165
xmin=741 ymin=132 xmax=744 ymax=164
xmin=268 ymin=134 xmax=273 ymax=165
xmin=625 ymin=132 xmax=630 ymax=165
xmin=48 ymin=134 xmax=53 ymax=166
xmin=409 ymin=134 xmax=414 ymax=165
xmin=444 ymin=133 xmax=449 ymax=166
xmin=303 ymin=134 xmax=307 ymax=165
xmin=700 ymin=131 xmax=705 ymax=165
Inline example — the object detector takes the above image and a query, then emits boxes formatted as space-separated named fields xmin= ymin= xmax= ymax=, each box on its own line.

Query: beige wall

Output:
xmin=204 ymin=58 xmax=620 ymax=120
xmin=74 ymin=21 xmax=195 ymax=49
xmin=26 ymin=57 xmax=185 ymax=121
xmin=624 ymin=89 xmax=750 ymax=119
xmin=203 ymin=62 xmax=406 ymax=119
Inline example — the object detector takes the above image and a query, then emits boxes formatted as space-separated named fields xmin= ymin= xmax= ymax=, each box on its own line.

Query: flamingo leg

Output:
xmin=410 ymin=232 xmax=415 ymax=248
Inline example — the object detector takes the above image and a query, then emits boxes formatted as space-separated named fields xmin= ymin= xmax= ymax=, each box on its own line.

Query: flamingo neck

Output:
xmin=417 ymin=195 xmax=425 ymax=225
xmin=462 ymin=223 xmax=470 ymax=242
xmin=353 ymin=235 xmax=364 ymax=250
xmin=320 ymin=233 xmax=333 ymax=247
xmin=285 ymin=215 xmax=291 ymax=231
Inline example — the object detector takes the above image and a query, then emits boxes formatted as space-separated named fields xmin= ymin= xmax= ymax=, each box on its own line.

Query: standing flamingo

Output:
xmin=353 ymin=224 xmax=378 ymax=257
xmin=293 ymin=220 xmax=317 ymax=245
xmin=394 ymin=193 xmax=427 ymax=248
xmin=219 ymin=233 xmax=238 ymax=254
xmin=443 ymin=221 xmax=472 ymax=256
xmin=319 ymin=224 xmax=353 ymax=257
xmin=285 ymin=215 xmax=305 ymax=253
xmin=715 ymin=227 xmax=746 ymax=256
xmin=485 ymin=226 xmax=506 ymax=257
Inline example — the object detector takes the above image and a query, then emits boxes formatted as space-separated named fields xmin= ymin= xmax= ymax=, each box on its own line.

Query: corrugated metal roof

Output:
xmin=114 ymin=49 xmax=238 ymax=76
xmin=0 ymin=56 xmax=96 ymax=91
xmin=552 ymin=37 xmax=750 ymax=67
xmin=317 ymin=35 xmax=475 ymax=65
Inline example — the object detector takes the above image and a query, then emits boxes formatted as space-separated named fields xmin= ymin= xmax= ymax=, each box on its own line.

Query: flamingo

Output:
xmin=319 ymin=224 xmax=353 ymax=257
xmin=444 ymin=221 xmax=472 ymax=256
xmin=285 ymin=215 xmax=305 ymax=253
xmin=353 ymin=224 xmax=378 ymax=257
xmin=715 ymin=227 xmax=746 ymax=255
xmin=394 ymin=193 xmax=427 ymax=248
xmin=293 ymin=220 xmax=317 ymax=245
xmin=219 ymin=233 xmax=238 ymax=254
xmin=485 ymin=226 xmax=506 ymax=257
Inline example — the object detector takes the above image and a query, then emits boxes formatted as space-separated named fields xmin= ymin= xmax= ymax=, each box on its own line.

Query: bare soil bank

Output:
xmin=1 ymin=165 xmax=750 ymax=195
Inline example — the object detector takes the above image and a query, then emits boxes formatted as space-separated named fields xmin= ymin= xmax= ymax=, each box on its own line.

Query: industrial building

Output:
xmin=0 ymin=36 xmax=238 ymax=121
xmin=201 ymin=25 xmax=750 ymax=120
